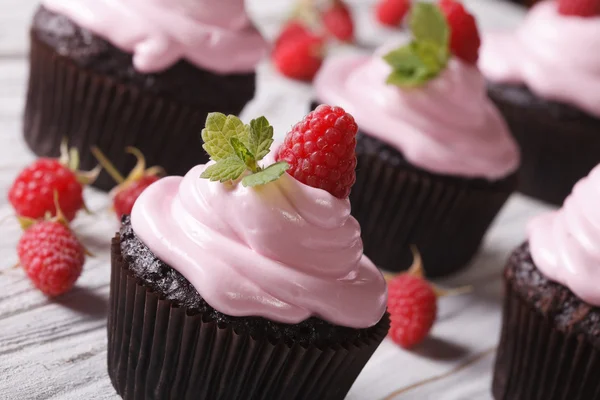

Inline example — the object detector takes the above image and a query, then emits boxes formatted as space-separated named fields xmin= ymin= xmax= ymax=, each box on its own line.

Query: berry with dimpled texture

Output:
xmin=277 ymin=105 xmax=357 ymax=198
xmin=9 ymin=159 xmax=84 ymax=221
xmin=439 ymin=0 xmax=481 ymax=65
xmin=558 ymin=0 xmax=600 ymax=17
xmin=387 ymin=272 xmax=437 ymax=348
xmin=275 ymin=20 xmax=311 ymax=50
xmin=113 ymin=175 xmax=160 ymax=219
xmin=322 ymin=1 xmax=355 ymax=42
xmin=18 ymin=221 xmax=85 ymax=296
xmin=376 ymin=0 xmax=411 ymax=27
xmin=273 ymin=34 xmax=325 ymax=81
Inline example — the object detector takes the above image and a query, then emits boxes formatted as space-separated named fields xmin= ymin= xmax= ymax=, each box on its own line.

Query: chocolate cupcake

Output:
xmin=108 ymin=112 xmax=389 ymax=399
xmin=493 ymin=165 xmax=600 ymax=399
xmin=25 ymin=0 xmax=267 ymax=191
xmin=313 ymin=2 xmax=520 ymax=276
xmin=479 ymin=1 xmax=600 ymax=205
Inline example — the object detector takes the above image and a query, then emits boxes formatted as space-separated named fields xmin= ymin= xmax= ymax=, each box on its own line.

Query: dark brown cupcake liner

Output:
xmin=487 ymin=83 xmax=600 ymax=206
xmin=24 ymin=34 xmax=253 ymax=191
xmin=108 ymin=236 xmax=390 ymax=400
xmin=492 ymin=277 xmax=600 ymax=400
xmin=350 ymin=132 xmax=517 ymax=276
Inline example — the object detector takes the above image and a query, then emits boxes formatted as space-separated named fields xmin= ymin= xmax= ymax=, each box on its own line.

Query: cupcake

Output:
xmin=313 ymin=1 xmax=520 ymax=276
xmin=479 ymin=1 xmax=600 ymax=205
xmin=493 ymin=164 xmax=600 ymax=399
xmin=108 ymin=110 xmax=389 ymax=399
xmin=25 ymin=0 xmax=267 ymax=191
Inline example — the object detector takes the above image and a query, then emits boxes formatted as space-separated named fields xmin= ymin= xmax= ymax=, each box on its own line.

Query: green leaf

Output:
xmin=200 ymin=157 xmax=248 ymax=182
xmin=384 ymin=41 xmax=448 ymax=88
xmin=242 ymin=162 xmax=289 ymax=187
xmin=230 ymin=137 xmax=256 ymax=167
xmin=410 ymin=3 xmax=449 ymax=48
xmin=248 ymin=116 xmax=274 ymax=161
xmin=201 ymin=113 xmax=252 ymax=161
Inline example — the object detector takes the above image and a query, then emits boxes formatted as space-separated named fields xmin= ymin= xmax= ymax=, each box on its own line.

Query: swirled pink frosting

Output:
xmin=130 ymin=156 xmax=387 ymax=328
xmin=42 ymin=0 xmax=268 ymax=74
xmin=479 ymin=1 xmax=600 ymax=118
xmin=314 ymin=42 xmax=519 ymax=180
xmin=528 ymin=164 xmax=600 ymax=306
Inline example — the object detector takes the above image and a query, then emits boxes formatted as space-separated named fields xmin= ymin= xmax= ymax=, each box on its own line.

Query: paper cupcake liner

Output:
xmin=492 ymin=280 xmax=600 ymax=400
xmin=24 ymin=34 xmax=253 ymax=191
xmin=108 ymin=236 xmax=390 ymax=400
xmin=351 ymin=132 xmax=517 ymax=276
xmin=488 ymin=84 xmax=600 ymax=206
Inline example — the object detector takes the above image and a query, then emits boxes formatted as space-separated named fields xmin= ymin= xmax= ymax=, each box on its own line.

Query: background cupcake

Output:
xmin=109 ymin=110 xmax=389 ymax=399
xmin=25 ymin=0 xmax=267 ymax=191
xmin=493 ymin=164 xmax=600 ymax=399
xmin=313 ymin=1 xmax=520 ymax=276
xmin=479 ymin=0 xmax=600 ymax=205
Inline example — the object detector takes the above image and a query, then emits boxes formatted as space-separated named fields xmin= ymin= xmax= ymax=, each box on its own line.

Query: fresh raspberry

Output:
xmin=275 ymin=20 xmax=311 ymax=50
xmin=322 ymin=0 xmax=355 ymax=42
xmin=9 ymin=159 xmax=84 ymax=222
xmin=272 ymin=34 xmax=325 ymax=81
xmin=439 ymin=0 xmax=481 ymax=65
xmin=276 ymin=104 xmax=357 ymax=198
xmin=113 ymin=175 xmax=159 ymax=219
xmin=558 ymin=0 xmax=600 ymax=17
xmin=387 ymin=272 xmax=437 ymax=349
xmin=18 ymin=220 xmax=85 ymax=296
xmin=376 ymin=0 xmax=411 ymax=27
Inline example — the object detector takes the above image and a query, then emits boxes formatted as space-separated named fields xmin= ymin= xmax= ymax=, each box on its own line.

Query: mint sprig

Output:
xmin=200 ymin=113 xmax=289 ymax=187
xmin=383 ymin=3 xmax=450 ymax=88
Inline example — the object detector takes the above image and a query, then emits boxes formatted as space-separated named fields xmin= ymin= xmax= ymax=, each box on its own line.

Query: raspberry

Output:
xmin=439 ymin=0 xmax=481 ymax=65
xmin=376 ymin=0 xmax=411 ymax=27
xmin=276 ymin=104 xmax=357 ymax=198
xmin=274 ymin=20 xmax=311 ymax=50
xmin=18 ymin=220 xmax=85 ymax=296
xmin=272 ymin=34 xmax=325 ymax=81
xmin=9 ymin=159 xmax=84 ymax=222
xmin=387 ymin=272 xmax=437 ymax=349
xmin=558 ymin=0 xmax=600 ymax=17
xmin=113 ymin=175 xmax=159 ymax=218
xmin=322 ymin=1 xmax=355 ymax=42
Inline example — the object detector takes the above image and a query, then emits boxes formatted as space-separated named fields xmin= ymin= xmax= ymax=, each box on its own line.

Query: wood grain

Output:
xmin=0 ymin=1 xmax=542 ymax=399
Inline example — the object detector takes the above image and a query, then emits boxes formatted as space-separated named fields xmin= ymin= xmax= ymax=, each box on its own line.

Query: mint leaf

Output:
xmin=200 ymin=157 xmax=247 ymax=182
xmin=230 ymin=137 xmax=258 ymax=172
xmin=201 ymin=113 xmax=251 ymax=161
xmin=248 ymin=116 xmax=274 ymax=161
xmin=242 ymin=162 xmax=289 ymax=187
xmin=384 ymin=41 xmax=448 ymax=87
xmin=410 ymin=3 xmax=449 ymax=48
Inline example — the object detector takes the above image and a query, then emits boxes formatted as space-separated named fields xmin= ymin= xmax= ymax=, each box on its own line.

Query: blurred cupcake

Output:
xmin=313 ymin=1 xmax=520 ymax=276
xmin=108 ymin=111 xmax=388 ymax=399
xmin=25 ymin=0 xmax=267 ymax=191
xmin=493 ymin=164 xmax=600 ymax=399
xmin=480 ymin=0 xmax=600 ymax=205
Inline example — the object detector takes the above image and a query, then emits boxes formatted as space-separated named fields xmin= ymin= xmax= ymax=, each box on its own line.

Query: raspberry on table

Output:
xmin=557 ymin=0 xmax=600 ymax=17
xmin=277 ymin=104 xmax=358 ymax=198
xmin=439 ymin=0 xmax=481 ymax=65
xmin=113 ymin=175 xmax=160 ymax=219
xmin=322 ymin=0 xmax=355 ymax=42
xmin=272 ymin=34 xmax=325 ymax=81
xmin=376 ymin=0 xmax=411 ymax=27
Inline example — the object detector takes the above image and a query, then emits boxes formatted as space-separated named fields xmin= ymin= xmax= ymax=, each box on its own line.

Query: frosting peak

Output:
xmin=130 ymin=156 xmax=387 ymax=328
xmin=479 ymin=1 xmax=600 ymax=117
xmin=314 ymin=41 xmax=519 ymax=180
xmin=42 ymin=0 xmax=268 ymax=73
xmin=528 ymin=164 xmax=600 ymax=306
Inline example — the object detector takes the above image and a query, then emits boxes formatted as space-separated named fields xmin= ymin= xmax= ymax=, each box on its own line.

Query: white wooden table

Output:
xmin=0 ymin=1 xmax=550 ymax=399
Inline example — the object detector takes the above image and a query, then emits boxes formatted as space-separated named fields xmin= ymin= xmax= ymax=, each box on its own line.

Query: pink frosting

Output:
xmin=314 ymin=42 xmax=519 ymax=180
xmin=479 ymin=1 xmax=600 ymax=118
xmin=528 ymin=164 xmax=600 ymax=306
xmin=42 ymin=0 xmax=268 ymax=74
xmin=130 ymin=157 xmax=387 ymax=328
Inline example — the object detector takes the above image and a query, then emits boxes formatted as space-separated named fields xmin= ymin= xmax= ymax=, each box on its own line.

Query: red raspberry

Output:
xmin=376 ymin=0 xmax=411 ymax=27
xmin=9 ymin=159 xmax=84 ymax=222
xmin=276 ymin=104 xmax=357 ymax=198
xmin=322 ymin=0 xmax=355 ymax=42
xmin=558 ymin=0 xmax=600 ymax=17
xmin=272 ymin=34 xmax=325 ymax=81
xmin=387 ymin=272 xmax=437 ymax=349
xmin=113 ymin=175 xmax=159 ymax=219
xmin=439 ymin=0 xmax=481 ymax=65
xmin=274 ymin=20 xmax=311 ymax=50
xmin=18 ymin=220 xmax=85 ymax=296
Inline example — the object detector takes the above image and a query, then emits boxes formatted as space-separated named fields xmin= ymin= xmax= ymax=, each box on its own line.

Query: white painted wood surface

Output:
xmin=0 ymin=1 xmax=549 ymax=399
